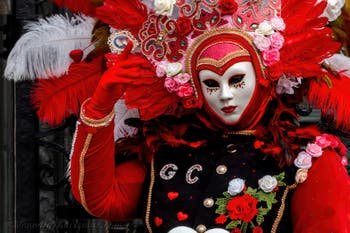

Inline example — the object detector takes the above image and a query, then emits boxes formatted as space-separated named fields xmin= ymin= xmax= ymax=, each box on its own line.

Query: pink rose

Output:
xmin=276 ymin=77 xmax=299 ymax=95
xmin=315 ymin=135 xmax=331 ymax=148
xmin=322 ymin=133 xmax=339 ymax=148
xmin=177 ymin=83 xmax=194 ymax=97
xmin=164 ymin=77 xmax=179 ymax=92
xmin=262 ymin=49 xmax=280 ymax=66
xmin=254 ymin=35 xmax=271 ymax=51
xmin=269 ymin=32 xmax=284 ymax=50
xmin=306 ymin=143 xmax=323 ymax=157
xmin=174 ymin=73 xmax=190 ymax=84
xmin=270 ymin=16 xmax=285 ymax=31
xmin=294 ymin=151 xmax=312 ymax=169
xmin=156 ymin=62 xmax=167 ymax=77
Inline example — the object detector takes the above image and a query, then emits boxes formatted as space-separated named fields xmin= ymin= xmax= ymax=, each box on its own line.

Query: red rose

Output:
xmin=226 ymin=194 xmax=258 ymax=223
xmin=215 ymin=214 xmax=227 ymax=224
xmin=176 ymin=17 xmax=193 ymax=36
xmin=231 ymin=228 xmax=242 ymax=233
xmin=253 ymin=226 xmax=263 ymax=233
xmin=219 ymin=0 xmax=238 ymax=15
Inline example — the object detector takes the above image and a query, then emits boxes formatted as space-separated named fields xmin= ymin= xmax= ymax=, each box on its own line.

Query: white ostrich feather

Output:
xmin=4 ymin=14 xmax=95 ymax=81
xmin=113 ymin=99 xmax=139 ymax=141
xmin=324 ymin=53 xmax=350 ymax=78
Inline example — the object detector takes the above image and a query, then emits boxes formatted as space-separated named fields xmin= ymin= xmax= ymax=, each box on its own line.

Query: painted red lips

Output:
xmin=221 ymin=106 xmax=237 ymax=113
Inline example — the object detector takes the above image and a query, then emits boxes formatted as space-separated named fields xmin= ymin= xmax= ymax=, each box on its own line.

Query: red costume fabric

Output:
xmin=70 ymin=105 xmax=350 ymax=231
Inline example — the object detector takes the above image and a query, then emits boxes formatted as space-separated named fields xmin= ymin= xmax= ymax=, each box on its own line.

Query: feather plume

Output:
xmin=113 ymin=100 xmax=139 ymax=141
xmin=308 ymin=73 xmax=350 ymax=131
xmin=31 ymin=56 xmax=104 ymax=126
xmin=95 ymin=0 xmax=148 ymax=37
xmin=4 ymin=14 xmax=95 ymax=81
xmin=51 ymin=0 xmax=97 ymax=16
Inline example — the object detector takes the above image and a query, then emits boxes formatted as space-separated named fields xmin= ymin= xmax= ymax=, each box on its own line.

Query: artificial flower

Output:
xmin=166 ymin=62 xmax=182 ymax=77
xmin=218 ymin=0 xmax=238 ymax=15
xmin=227 ymin=178 xmax=245 ymax=196
xmin=270 ymin=16 xmax=285 ymax=31
xmin=255 ymin=21 xmax=274 ymax=36
xmin=154 ymin=0 xmax=176 ymax=16
xmin=176 ymin=17 xmax=193 ymax=36
xmin=177 ymin=83 xmax=194 ymax=97
xmin=315 ymin=135 xmax=332 ymax=148
xmin=215 ymin=214 xmax=227 ymax=224
xmin=174 ymin=73 xmax=191 ymax=84
xmin=258 ymin=175 xmax=278 ymax=193
xmin=262 ymin=48 xmax=280 ymax=66
xmin=253 ymin=35 xmax=271 ymax=51
xmin=226 ymin=194 xmax=259 ymax=223
xmin=294 ymin=151 xmax=312 ymax=169
xmin=305 ymin=143 xmax=323 ymax=157
xmin=231 ymin=228 xmax=242 ymax=233
xmin=275 ymin=77 xmax=300 ymax=95
xmin=164 ymin=77 xmax=179 ymax=92
xmin=252 ymin=226 xmax=264 ymax=233
xmin=322 ymin=0 xmax=345 ymax=21
xmin=269 ymin=32 xmax=284 ymax=49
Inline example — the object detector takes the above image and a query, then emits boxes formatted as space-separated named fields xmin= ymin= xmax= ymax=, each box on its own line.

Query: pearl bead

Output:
xmin=216 ymin=165 xmax=227 ymax=175
xmin=203 ymin=198 xmax=214 ymax=208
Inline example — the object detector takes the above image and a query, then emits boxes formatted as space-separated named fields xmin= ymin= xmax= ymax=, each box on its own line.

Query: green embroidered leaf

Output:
xmin=215 ymin=197 xmax=229 ymax=206
xmin=215 ymin=205 xmax=227 ymax=214
xmin=275 ymin=172 xmax=286 ymax=186
xmin=256 ymin=191 xmax=277 ymax=209
xmin=225 ymin=220 xmax=242 ymax=230
xmin=245 ymin=187 xmax=258 ymax=198
xmin=256 ymin=213 xmax=265 ymax=225
xmin=223 ymin=192 xmax=231 ymax=198
xmin=256 ymin=207 xmax=269 ymax=225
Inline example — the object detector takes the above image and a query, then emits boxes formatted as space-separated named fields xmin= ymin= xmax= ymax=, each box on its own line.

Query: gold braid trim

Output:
xmin=145 ymin=159 xmax=155 ymax=233
xmin=271 ymin=183 xmax=298 ymax=233
xmin=78 ymin=133 xmax=95 ymax=216
xmin=80 ymin=98 xmax=115 ymax=128
xmin=197 ymin=50 xmax=250 ymax=68
xmin=222 ymin=129 xmax=256 ymax=137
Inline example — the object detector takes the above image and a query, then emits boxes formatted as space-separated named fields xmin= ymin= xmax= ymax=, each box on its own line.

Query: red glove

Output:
xmin=85 ymin=42 xmax=156 ymax=119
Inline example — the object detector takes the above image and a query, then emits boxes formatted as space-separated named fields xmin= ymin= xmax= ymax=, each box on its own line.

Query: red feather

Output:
xmin=51 ymin=0 xmax=97 ymax=16
xmin=280 ymin=0 xmax=341 ymax=79
xmin=31 ymin=56 xmax=104 ymax=126
xmin=95 ymin=0 xmax=148 ymax=37
xmin=308 ymin=73 xmax=350 ymax=131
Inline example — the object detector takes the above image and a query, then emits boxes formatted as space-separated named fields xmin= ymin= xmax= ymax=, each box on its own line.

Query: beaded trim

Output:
xmin=79 ymin=98 xmax=115 ymax=128
xmin=145 ymin=159 xmax=155 ymax=233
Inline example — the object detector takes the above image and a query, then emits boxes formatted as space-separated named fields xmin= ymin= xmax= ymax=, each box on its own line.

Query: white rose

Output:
xmin=227 ymin=178 xmax=245 ymax=196
xmin=320 ymin=0 xmax=345 ymax=21
xmin=258 ymin=175 xmax=278 ymax=193
xmin=294 ymin=151 xmax=312 ymax=169
xmin=166 ymin=62 xmax=182 ymax=77
xmin=154 ymin=0 xmax=176 ymax=16
xmin=255 ymin=21 xmax=274 ymax=36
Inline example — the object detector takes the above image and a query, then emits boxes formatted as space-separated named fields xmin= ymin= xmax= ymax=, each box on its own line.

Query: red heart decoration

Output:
xmin=69 ymin=49 xmax=84 ymax=63
xmin=154 ymin=217 xmax=163 ymax=227
xmin=167 ymin=192 xmax=179 ymax=200
xmin=177 ymin=212 xmax=188 ymax=221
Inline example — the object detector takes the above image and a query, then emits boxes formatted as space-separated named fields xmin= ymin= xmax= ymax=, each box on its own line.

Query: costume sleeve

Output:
xmin=291 ymin=149 xmax=350 ymax=232
xmin=70 ymin=111 xmax=147 ymax=222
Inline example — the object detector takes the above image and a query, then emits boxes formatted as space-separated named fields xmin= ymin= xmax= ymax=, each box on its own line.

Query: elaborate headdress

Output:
xmin=4 ymin=0 xmax=350 ymax=140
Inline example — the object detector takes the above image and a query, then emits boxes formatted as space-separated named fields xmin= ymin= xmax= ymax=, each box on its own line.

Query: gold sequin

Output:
xmin=203 ymin=198 xmax=214 ymax=208
xmin=196 ymin=224 xmax=207 ymax=233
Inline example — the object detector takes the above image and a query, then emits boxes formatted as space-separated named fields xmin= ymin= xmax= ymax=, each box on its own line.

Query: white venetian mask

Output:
xmin=198 ymin=61 xmax=256 ymax=125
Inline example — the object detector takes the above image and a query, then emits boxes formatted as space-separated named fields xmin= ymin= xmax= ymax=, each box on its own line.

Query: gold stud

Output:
xmin=203 ymin=198 xmax=214 ymax=208
xmin=196 ymin=224 xmax=207 ymax=233
xmin=216 ymin=165 xmax=227 ymax=175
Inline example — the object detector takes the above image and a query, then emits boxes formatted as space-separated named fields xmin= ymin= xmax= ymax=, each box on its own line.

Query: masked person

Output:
xmin=5 ymin=0 xmax=350 ymax=232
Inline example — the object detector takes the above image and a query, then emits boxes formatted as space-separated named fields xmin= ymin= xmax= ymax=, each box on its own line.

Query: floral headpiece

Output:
xmin=4 ymin=0 xmax=350 ymax=133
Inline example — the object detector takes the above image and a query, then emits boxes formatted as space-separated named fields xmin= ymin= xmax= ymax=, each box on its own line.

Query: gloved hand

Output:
xmin=84 ymin=42 xmax=156 ymax=119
